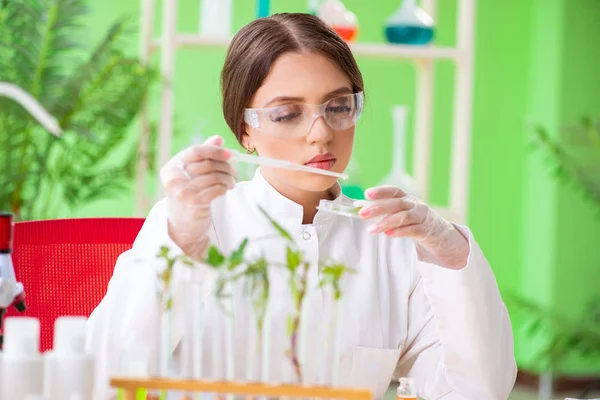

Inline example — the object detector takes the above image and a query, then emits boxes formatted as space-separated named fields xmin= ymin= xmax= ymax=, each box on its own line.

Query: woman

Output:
xmin=86 ymin=13 xmax=516 ymax=400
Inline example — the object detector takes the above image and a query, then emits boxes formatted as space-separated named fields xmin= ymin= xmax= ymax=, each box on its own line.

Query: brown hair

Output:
xmin=221 ymin=12 xmax=364 ymax=144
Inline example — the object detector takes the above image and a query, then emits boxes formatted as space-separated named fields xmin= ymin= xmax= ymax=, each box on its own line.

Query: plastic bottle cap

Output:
xmin=0 ymin=213 xmax=13 ymax=252
xmin=3 ymin=317 xmax=40 ymax=357
xmin=53 ymin=316 xmax=87 ymax=355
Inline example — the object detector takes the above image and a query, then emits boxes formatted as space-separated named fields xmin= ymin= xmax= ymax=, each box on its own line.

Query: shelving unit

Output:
xmin=152 ymin=34 xmax=463 ymax=60
xmin=136 ymin=0 xmax=475 ymax=224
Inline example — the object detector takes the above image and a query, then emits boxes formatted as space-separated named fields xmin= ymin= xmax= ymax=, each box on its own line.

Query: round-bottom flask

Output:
xmin=385 ymin=0 xmax=434 ymax=45
xmin=318 ymin=0 xmax=359 ymax=42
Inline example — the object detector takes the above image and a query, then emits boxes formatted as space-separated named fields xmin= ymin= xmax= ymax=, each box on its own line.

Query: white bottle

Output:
xmin=199 ymin=0 xmax=233 ymax=38
xmin=44 ymin=317 xmax=95 ymax=400
xmin=0 ymin=317 xmax=44 ymax=400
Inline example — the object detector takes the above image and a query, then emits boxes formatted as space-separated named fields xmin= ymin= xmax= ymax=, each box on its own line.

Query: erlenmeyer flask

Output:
xmin=378 ymin=105 xmax=419 ymax=197
xmin=318 ymin=0 xmax=359 ymax=42
xmin=385 ymin=0 xmax=435 ymax=45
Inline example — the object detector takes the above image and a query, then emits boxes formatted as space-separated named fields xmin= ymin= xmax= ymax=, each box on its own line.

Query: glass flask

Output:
xmin=385 ymin=0 xmax=435 ymax=45
xmin=317 ymin=0 xmax=359 ymax=42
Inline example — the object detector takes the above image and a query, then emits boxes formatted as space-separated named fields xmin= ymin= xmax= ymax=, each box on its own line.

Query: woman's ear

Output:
xmin=241 ymin=136 xmax=251 ymax=152
xmin=241 ymin=124 xmax=253 ymax=151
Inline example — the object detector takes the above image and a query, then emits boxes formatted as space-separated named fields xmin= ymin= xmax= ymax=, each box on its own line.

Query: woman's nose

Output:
xmin=305 ymin=114 xmax=334 ymax=143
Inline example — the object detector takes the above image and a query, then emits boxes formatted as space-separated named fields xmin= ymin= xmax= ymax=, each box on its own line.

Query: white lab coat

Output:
xmin=86 ymin=169 xmax=516 ymax=400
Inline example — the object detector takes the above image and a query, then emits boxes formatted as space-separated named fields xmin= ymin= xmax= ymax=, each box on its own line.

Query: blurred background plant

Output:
xmin=508 ymin=116 xmax=600 ymax=397
xmin=0 ymin=0 xmax=155 ymax=220
xmin=533 ymin=117 xmax=600 ymax=216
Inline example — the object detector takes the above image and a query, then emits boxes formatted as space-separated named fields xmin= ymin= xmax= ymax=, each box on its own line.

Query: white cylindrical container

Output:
xmin=44 ymin=316 xmax=94 ymax=400
xmin=0 ymin=317 xmax=44 ymax=400
xmin=199 ymin=0 xmax=232 ymax=37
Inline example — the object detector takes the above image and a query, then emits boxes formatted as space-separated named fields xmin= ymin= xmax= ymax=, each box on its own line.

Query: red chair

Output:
xmin=4 ymin=218 xmax=145 ymax=352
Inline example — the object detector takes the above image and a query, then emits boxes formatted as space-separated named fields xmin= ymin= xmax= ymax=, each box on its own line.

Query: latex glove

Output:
xmin=160 ymin=135 xmax=236 ymax=261
xmin=356 ymin=185 xmax=470 ymax=269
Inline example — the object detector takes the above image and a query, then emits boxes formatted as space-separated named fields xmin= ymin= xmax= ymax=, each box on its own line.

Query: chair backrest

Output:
xmin=4 ymin=218 xmax=144 ymax=352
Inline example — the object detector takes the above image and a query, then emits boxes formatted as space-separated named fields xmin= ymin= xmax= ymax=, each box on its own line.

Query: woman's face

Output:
xmin=243 ymin=51 xmax=356 ymax=193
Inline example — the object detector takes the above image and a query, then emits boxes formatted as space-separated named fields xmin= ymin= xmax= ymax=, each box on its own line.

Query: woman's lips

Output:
xmin=305 ymin=159 xmax=336 ymax=170
xmin=305 ymin=153 xmax=336 ymax=170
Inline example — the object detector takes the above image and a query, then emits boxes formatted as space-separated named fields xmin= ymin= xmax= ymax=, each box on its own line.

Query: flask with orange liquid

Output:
xmin=396 ymin=377 xmax=418 ymax=400
xmin=317 ymin=0 xmax=359 ymax=42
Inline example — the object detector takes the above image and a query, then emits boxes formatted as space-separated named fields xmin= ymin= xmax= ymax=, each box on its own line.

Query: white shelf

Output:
xmin=151 ymin=34 xmax=231 ymax=50
xmin=151 ymin=34 xmax=462 ymax=61
xmin=350 ymin=43 xmax=461 ymax=60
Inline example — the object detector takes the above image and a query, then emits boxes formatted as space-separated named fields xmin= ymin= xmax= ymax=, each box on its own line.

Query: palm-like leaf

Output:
xmin=531 ymin=118 xmax=600 ymax=213
xmin=506 ymin=293 xmax=600 ymax=370
xmin=0 ymin=0 xmax=155 ymax=220
xmin=514 ymin=117 xmax=600 ymax=372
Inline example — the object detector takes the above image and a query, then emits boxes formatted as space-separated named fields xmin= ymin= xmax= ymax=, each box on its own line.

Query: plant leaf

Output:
xmin=230 ymin=238 xmax=249 ymax=268
xmin=286 ymin=246 xmax=301 ymax=272
xmin=157 ymin=246 xmax=170 ymax=258
xmin=206 ymin=246 xmax=225 ymax=268
xmin=530 ymin=120 xmax=600 ymax=214
xmin=286 ymin=314 xmax=294 ymax=337
xmin=257 ymin=205 xmax=293 ymax=242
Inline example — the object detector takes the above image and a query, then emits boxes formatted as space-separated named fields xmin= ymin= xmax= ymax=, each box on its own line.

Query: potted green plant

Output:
xmin=508 ymin=117 xmax=600 ymax=396
xmin=0 ymin=0 xmax=155 ymax=220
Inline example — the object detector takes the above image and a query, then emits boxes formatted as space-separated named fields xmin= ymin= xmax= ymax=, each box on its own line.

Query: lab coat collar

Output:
xmin=249 ymin=167 xmax=344 ymax=225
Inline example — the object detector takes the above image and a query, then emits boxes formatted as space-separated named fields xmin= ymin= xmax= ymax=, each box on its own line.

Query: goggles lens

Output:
xmin=244 ymin=92 xmax=364 ymax=137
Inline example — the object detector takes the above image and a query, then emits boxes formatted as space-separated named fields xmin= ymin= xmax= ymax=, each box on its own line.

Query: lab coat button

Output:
xmin=302 ymin=231 xmax=311 ymax=240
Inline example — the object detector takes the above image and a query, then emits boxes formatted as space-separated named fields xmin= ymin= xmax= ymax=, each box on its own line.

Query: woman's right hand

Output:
xmin=160 ymin=135 xmax=236 ymax=260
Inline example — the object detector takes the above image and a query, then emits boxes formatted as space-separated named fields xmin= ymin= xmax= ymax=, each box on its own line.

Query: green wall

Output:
xmin=515 ymin=0 xmax=600 ymax=374
xmin=553 ymin=0 xmax=600 ymax=374
xmin=76 ymin=0 xmax=600 ymax=375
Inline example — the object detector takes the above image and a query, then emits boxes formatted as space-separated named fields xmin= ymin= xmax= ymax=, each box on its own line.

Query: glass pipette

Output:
xmin=228 ymin=149 xmax=349 ymax=180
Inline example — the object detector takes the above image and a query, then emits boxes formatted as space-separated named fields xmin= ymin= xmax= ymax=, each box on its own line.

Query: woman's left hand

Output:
xmin=357 ymin=185 xmax=470 ymax=270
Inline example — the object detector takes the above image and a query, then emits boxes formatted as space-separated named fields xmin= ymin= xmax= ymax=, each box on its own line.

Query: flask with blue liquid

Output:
xmin=385 ymin=0 xmax=435 ymax=45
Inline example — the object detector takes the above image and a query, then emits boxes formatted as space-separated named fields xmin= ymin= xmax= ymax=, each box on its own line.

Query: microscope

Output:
xmin=0 ymin=212 xmax=26 ymax=349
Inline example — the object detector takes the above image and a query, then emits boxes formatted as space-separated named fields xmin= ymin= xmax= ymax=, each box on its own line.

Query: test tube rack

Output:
xmin=111 ymin=377 xmax=373 ymax=400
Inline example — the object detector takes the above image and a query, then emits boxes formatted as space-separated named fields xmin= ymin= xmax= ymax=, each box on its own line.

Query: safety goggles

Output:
xmin=244 ymin=92 xmax=364 ymax=138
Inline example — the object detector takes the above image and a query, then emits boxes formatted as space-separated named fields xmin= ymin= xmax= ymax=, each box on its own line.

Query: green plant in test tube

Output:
xmin=156 ymin=206 xmax=354 ymax=383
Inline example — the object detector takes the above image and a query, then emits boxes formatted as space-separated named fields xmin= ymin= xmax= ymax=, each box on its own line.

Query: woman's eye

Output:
xmin=271 ymin=112 xmax=301 ymax=122
xmin=326 ymin=105 xmax=352 ymax=113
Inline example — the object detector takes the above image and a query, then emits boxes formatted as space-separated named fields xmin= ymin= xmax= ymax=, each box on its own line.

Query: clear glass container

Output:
xmin=396 ymin=376 xmax=418 ymax=400
xmin=385 ymin=0 xmax=435 ymax=45
xmin=316 ymin=200 xmax=364 ymax=218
